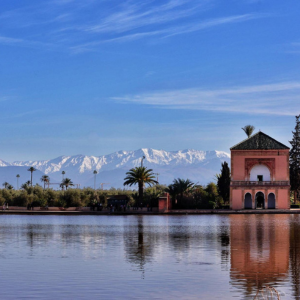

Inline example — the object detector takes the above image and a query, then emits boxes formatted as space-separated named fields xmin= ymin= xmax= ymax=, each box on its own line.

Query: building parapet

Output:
xmin=231 ymin=181 xmax=290 ymax=187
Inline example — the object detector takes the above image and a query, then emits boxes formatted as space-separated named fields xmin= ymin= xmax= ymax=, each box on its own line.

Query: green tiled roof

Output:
xmin=230 ymin=131 xmax=289 ymax=150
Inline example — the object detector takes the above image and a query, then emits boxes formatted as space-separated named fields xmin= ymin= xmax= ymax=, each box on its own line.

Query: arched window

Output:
xmin=250 ymin=165 xmax=271 ymax=181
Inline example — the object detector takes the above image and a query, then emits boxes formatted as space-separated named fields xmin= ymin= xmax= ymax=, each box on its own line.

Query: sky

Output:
xmin=1 ymin=0 xmax=300 ymax=162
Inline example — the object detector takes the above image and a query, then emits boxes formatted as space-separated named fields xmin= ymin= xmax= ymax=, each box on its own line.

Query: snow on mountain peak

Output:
xmin=0 ymin=148 xmax=231 ymax=188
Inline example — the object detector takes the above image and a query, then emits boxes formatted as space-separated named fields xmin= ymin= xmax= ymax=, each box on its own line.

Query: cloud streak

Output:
xmin=112 ymin=81 xmax=300 ymax=116
xmin=70 ymin=13 xmax=261 ymax=53
xmin=0 ymin=35 xmax=62 ymax=52
xmin=0 ymin=0 xmax=266 ymax=53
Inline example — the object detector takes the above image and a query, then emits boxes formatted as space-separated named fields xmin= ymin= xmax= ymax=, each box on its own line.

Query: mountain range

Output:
xmin=0 ymin=149 xmax=230 ymax=189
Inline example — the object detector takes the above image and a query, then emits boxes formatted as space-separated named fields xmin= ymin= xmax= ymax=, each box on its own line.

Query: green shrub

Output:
xmin=208 ymin=201 xmax=216 ymax=209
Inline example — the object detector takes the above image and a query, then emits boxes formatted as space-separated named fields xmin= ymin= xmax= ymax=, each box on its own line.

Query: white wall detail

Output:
xmin=250 ymin=164 xmax=271 ymax=181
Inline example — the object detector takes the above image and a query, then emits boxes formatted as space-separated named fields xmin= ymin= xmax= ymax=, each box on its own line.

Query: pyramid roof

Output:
xmin=230 ymin=131 xmax=289 ymax=150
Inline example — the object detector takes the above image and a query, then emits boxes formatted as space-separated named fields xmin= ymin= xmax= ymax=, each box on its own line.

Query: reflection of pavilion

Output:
xmin=230 ymin=215 xmax=289 ymax=296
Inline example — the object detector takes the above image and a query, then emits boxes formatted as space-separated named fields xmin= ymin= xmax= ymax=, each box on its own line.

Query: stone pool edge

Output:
xmin=1 ymin=209 xmax=300 ymax=215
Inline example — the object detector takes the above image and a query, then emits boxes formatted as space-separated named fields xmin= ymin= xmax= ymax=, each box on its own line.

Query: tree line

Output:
xmin=2 ymin=116 xmax=300 ymax=208
xmin=123 ymin=162 xmax=230 ymax=209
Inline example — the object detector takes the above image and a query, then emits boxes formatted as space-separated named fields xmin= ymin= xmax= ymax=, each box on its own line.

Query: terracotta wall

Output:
xmin=230 ymin=149 xmax=290 ymax=209
xmin=231 ymin=150 xmax=289 ymax=181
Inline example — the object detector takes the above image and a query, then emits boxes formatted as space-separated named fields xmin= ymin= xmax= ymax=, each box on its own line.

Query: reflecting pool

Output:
xmin=0 ymin=214 xmax=299 ymax=299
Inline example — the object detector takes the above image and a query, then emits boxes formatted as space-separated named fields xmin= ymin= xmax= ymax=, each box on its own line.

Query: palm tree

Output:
xmin=2 ymin=182 xmax=9 ymax=189
xmin=170 ymin=178 xmax=194 ymax=207
xmin=62 ymin=171 xmax=65 ymax=180
xmin=7 ymin=184 xmax=14 ymax=190
xmin=93 ymin=170 xmax=98 ymax=190
xmin=21 ymin=183 xmax=29 ymax=190
xmin=16 ymin=174 xmax=20 ymax=190
xmin=124 ymin=167 xmax=158 ymax=204
xmin=41 ymin=175 xmax=50 ymax=189
xmin=27 ymin=167 xmax=36 ymax=186
xmin=165 ymin=183 xmax=179 ymax=203
xmin=242 ymin=125 xmax=255 ymax=138
xmin=61 ymin=178 xmax=74 ymax=190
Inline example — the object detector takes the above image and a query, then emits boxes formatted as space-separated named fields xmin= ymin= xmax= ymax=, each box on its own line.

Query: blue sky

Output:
xmin=1 ymin=0 xmax=300 ymax=161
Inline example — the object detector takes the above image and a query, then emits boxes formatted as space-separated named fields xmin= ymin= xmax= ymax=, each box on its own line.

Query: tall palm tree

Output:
xmin=41 ymin=175 xmax=50 ymax=189
xmin=16 ymin=174 xmax=20 ymax=190
xmin=27 ymin=167 xmax=36 ymax=186
xmin=93 ymin=170 xmax=98 ymax=190
xmin=61 ymin=178 xmax=74 ymax=190
xmin=242 ymin=125 xmax=255 ymax=138
xmin=62 ymin=171 xmax=65 ymax=181
xmin=124 ymin=167 xmax=158 ymax=203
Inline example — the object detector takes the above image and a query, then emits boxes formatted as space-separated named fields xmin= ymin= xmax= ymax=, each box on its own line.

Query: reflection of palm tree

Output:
xmin=41 ymin=175 xmax=50 ymax=189
xmin=27 ymin=167 xmax=36 ymax=186
xmin=60 ymin=178 xmax=74 ymax=190
xmin=124 ymin=167 xmax=158 ymax=204
xmin=124 ymin=218 xmax=154 ymax=278
xmin=16 ymin=174 xmax=20 ymax=190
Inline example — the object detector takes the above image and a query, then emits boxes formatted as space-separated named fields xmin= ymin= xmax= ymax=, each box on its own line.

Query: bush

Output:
xmin=56 ymin=198 xmax=66 ymax=208
xmin=13 ymin=191 xmax=29 ymax=206
xmin=222 ymin=205 xmax=230 ymax=209
xmin=208 ymin=201 xmax=216 ymax=209
xmin=63 ymin=189 xmax=82 ymax=207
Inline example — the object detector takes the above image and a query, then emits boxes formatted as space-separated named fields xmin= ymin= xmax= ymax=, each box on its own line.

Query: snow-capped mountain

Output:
xmin=0 ymin=149 xmax=230 ymax=188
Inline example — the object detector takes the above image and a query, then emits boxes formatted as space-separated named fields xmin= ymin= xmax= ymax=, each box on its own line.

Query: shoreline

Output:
xmin=1 ymin=209 xmax=300 ymax=215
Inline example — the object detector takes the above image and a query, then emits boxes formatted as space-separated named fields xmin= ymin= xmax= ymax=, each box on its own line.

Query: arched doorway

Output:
xmin=268 ymin=193 xmax=276 ymax=209
xmin=244 ymin=193 xmax=252 ymax=209
xmin=255 ymin=192 xmax=265 ymax=209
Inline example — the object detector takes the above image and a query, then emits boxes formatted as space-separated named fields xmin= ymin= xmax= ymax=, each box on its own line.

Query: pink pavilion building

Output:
xmin=230 ymin=131 xmax=290 ymax=210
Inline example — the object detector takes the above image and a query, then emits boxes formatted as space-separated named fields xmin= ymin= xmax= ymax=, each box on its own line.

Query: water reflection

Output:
xmin=218 ymin=225 xmax=230 ymax=270
xmin=2 ymin=215 xmax=300 ymax=299
xmin=290 ymin=215 xmax=300 ymax=299
xmin=124 ymin=217 xmax=155 ymax=278
xmin=230 ymin=215 xmax=289 ymax=297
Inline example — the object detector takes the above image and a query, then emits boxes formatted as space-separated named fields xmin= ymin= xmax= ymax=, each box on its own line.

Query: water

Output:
xmin=0 ymin=214 xmax=299 ymax=299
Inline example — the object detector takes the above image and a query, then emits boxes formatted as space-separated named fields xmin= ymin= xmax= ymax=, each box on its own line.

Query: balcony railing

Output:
xmin=231 ymin=181 xmax=290 ymax=186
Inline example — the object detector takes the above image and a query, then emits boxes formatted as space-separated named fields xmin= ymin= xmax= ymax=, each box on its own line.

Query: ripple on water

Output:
xmin=0 ymin=214 xmax=298 ymax=299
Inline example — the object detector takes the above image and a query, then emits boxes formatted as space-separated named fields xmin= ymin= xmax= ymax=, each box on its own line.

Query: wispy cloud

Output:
xmin=70 ymin=13 xmax=261 ymax=53
xmin=286 ymin=42 xmax=300 ymax=54
xmin=84 ymin=0 xmax=207 ymax=34
xmin=0 ymin=35 xmax=61 ymax=51
xmin=112 ymin=81 xmax=300 ymax=116
xmin=0 ymin=0 xmax=266 ymax=53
